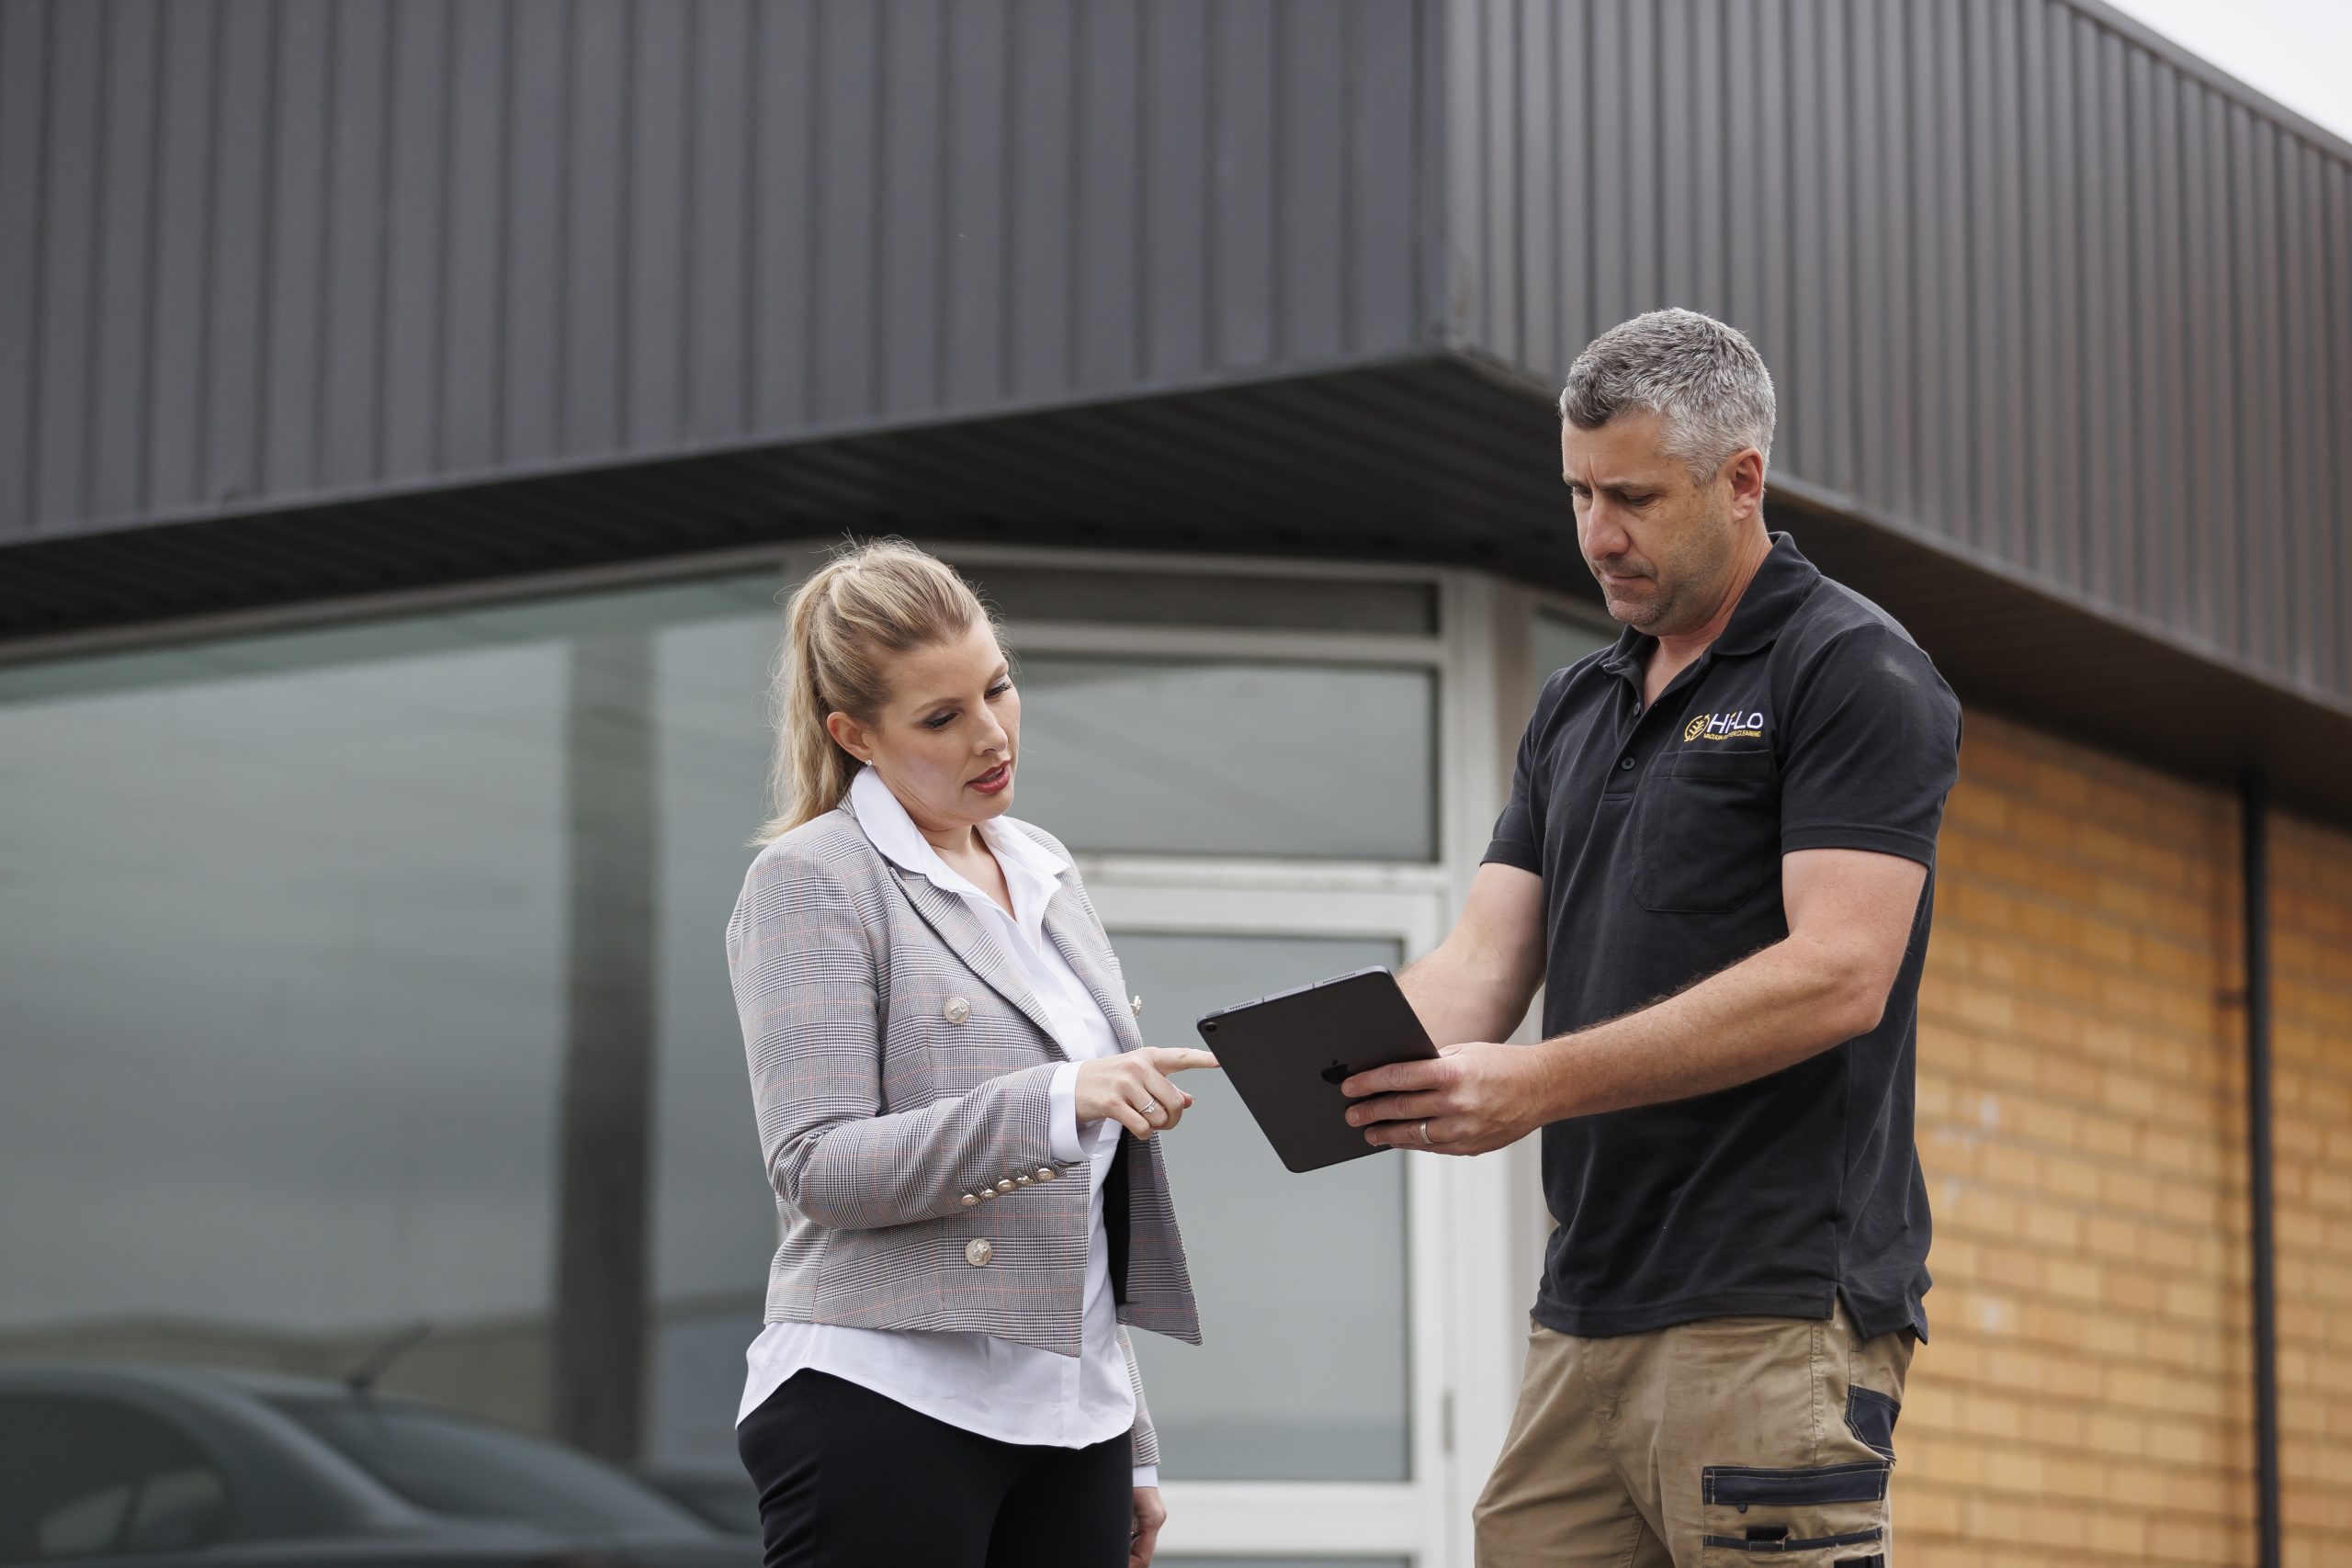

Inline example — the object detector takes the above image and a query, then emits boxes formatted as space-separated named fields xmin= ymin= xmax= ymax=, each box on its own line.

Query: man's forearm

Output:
xmin=1398 ymin=937 xmax=1535 ymax=1048
xmin=1527 ymin=932 xmax=1886 ymax=1121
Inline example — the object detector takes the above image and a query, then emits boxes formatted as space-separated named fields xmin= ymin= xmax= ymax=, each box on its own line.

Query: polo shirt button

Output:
xmin=1619 ymin=755 xmax=1636 ymax=771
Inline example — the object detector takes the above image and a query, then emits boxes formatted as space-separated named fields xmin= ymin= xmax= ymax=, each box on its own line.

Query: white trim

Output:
xmin=1007 ymin=620 xmax=1446 ymax=666
xmin=930 ymin=536 xmax=1449 ymax=586
xmin=1076 ymin=855 xmax=1450 ymax=898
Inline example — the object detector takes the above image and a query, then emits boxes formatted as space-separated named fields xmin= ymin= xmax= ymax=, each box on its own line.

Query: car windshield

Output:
xmin=272 ymin=1398 xmax=707 ymax=1535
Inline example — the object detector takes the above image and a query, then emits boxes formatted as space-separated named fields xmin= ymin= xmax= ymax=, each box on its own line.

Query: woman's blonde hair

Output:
xmin=755 ymin=538 xmax=996 ymax=843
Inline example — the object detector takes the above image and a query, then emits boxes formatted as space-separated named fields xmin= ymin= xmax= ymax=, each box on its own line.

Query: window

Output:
xmin=1533 ymin=606 xmax=1615 ymax=683
xmin=272 ymin=1398 xmax=702 ymax=1533
xmin=1113 ymin=933 xmax=1412 ymax=1482
xmin=1012 ymin=657 xmax=1438 ymax=860
xmin=0 ymin=1395 xmax=231 ymax=1562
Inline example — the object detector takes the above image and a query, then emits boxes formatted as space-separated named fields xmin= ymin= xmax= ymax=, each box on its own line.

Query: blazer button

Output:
xmin=1035 ymin=1167 xmax=1057 ymax=1182
xmin=959 ymin=1193 xmax=980 ymax=1208
xmin=978 ymin=1188 xmax=998 ymax=1201
xmin=966 ymin=1239 xmax=994 ymax=1268
xmin=1014 ymin=1174 xmax=1032 ymax=1186
xmin=944 ymin=997 xmax=971 ymax=1024
xmin=995 ymin=1179 xmax=1015 ymax=1194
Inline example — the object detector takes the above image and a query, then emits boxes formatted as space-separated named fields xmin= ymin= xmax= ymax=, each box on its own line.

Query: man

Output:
xmin=1344 ymin=309 xmax=1960 ymax=1567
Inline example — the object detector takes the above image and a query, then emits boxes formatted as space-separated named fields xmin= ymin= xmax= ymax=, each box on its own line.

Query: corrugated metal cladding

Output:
xmin=0 ymin=0 xmax=1430 ymax=536
xmin=3 ymin=0 xmax=2348 ymax=728
xmin=1447 ymin=0 xmax=2352 ymax=705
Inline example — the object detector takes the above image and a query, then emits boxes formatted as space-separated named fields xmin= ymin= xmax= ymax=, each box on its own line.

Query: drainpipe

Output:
xmin=2242 ymin=773 xmax=2280 ymax=1568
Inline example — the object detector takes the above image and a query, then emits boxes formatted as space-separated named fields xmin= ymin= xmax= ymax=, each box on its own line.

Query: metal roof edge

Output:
xmin=2054 ymin=0 xmax=2352 ymax=168
xmin=1436 ymin=343 xmax=2352 ymax=731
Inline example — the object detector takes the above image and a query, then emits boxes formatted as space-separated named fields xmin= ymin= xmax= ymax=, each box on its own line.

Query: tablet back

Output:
xmin=1195 ymin=966 xmax=1440 ymax=1173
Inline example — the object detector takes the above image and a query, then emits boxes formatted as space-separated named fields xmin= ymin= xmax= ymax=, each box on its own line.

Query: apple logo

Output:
xmin=1319 ymin=1059 xmax=1351 ymax=1087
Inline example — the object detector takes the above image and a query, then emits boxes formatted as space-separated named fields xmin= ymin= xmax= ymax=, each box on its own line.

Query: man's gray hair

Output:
xmin=1557 ymin=309 xmax=1776 ymax=479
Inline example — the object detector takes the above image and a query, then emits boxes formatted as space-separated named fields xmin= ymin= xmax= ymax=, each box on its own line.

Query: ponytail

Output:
xmin=754 ymin=539 xmax=993 ymax=843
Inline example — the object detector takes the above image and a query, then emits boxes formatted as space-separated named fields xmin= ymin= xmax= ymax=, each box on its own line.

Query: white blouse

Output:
xmin=736 ymin=766 xmax=1156 ymax=1486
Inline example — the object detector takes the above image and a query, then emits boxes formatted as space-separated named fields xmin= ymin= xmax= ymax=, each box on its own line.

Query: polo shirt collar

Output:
xmin=1714 ymin=532 xmax=1821 ymax=655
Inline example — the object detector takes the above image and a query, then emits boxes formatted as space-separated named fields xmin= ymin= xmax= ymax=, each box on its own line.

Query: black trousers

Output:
xmin=737 ymin=1370 xmax=1135 ymax=1568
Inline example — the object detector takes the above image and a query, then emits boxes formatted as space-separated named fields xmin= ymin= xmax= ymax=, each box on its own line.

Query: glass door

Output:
xmin=1086 ymin=875 xmax=1450 ymax=1565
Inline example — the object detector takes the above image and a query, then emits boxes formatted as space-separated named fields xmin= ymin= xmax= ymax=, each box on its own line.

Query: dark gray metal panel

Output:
xmin=940 ymin=0 xmax=1008 ymax=410
xmin=1073 ymin=0 xmax=1138 ymax=391
xmin=1142 ymin=0 xmax=1208 ymax=381
xmin=319 ymin=0 xmax=389 ymax=491
xmin=503 ymin=0 xmax=569 ymax=466
xmin=88 ymin=0 xmax=162 ymax=523
xmin=1210 ymin=0 xmax=1275 ymax=368
xmin=440 ymin=0 xmax=506 ymax=475
xmin=1452 ymin=0 xmax=2352 ymax=711
xmin=261 ymin=1 xmax=330 ymax=497
xmin=1349 ymin=0 xmax=1419 ymax=357
xmin=689 ymin=0 xmax=755 ymax=439
xmin=32 ymin=0 xmax=100 ymax=529
xmin=0 ymin=1 xmax=44 ymax=530
xmin=1 ymin=0 xmax=1429 ymax=541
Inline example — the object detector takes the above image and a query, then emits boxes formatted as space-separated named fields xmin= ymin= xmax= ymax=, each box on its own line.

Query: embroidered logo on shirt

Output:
xmin=1683 ymin=709 xmax=1766 ymax=742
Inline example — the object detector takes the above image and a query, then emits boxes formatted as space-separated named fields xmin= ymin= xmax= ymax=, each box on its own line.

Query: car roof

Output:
xmin=0 ymin=1360 xmax=375 ymax=1404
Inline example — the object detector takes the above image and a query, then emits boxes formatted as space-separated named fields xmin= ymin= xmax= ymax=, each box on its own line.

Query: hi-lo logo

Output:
xmin=1683 ymin=709 xmax=1766 ymax=742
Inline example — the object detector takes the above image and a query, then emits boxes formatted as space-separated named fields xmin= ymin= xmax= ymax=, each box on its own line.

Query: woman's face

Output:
xmin=828 ymin=619 xmax=1021 ymax=839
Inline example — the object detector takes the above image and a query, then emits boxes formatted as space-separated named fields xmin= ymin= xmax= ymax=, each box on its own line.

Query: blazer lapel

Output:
xmin=1043 ymin=884 xmax=1147 ymax=1054
xmin=888 ymin=867 xmax=1067 ymax=1055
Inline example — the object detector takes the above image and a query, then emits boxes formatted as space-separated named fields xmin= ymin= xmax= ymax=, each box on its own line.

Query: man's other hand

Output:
xmin=1340 ymin=1041 xmax=1554 ymax=1156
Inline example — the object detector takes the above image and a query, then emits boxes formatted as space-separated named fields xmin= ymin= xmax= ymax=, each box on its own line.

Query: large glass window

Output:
xmin=1012 ymin=657 xmax=1438 ymax=861
xmin=0 ymin=557 xmax=1451 ymax=1510
xmin=0 ymin=574 xmax=786 ymax=1464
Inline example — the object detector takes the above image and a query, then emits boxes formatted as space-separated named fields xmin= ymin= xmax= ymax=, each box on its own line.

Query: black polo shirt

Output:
xmin=1487 ymin=533 xmax=1961 ymax=1343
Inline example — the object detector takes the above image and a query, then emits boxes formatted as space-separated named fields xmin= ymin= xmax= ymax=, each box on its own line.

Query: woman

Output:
xmin=727 ymin=539 xmax=1214 ymax=1568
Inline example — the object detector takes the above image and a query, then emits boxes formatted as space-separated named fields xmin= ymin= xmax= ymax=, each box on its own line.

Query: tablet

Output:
xmin=1194 ymin=966 xmax=1441 ymax=1173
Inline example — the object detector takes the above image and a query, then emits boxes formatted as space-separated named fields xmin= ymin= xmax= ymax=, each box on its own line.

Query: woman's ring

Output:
xmin=1419 ymin=1120 xmax=1433 ymax=1146
xmin=1140 ymin=1100 xmax=1161 ymax=1116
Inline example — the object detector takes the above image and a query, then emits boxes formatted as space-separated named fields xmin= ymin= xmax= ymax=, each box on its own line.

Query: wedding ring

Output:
xmin=1419 ymin=1120 xmax=1433 ymax=1146
xmin=1140 ymin=1100 xmax=1161 ymax=1116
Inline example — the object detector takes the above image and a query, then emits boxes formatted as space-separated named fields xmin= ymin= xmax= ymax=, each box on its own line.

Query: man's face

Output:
xmin=1561 ymin=409 xmax=1755 ymax=637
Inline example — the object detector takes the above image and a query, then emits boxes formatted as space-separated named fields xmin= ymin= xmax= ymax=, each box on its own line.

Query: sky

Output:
xmin=2102 ymin=0 xmax=2352 ymax=145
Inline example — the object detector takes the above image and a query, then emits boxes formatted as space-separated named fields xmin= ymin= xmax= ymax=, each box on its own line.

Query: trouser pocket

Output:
xmin=1697 ymin=1460 xmax=1889 ymax=1562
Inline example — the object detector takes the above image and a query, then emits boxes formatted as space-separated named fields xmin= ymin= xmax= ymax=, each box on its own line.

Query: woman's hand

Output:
xmin=1129 ymin=1485 xmax=1167 ymax=1567
xmin=1076 ymin=1047 xmax=1220 ymax=1138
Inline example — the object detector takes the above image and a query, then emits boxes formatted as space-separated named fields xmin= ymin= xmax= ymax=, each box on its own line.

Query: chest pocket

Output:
xmin=1633 ymin=748 xmax=1780 ymax=914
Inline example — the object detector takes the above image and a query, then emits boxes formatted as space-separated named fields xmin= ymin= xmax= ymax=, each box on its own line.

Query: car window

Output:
xmin=0 ymin=1395 xmax=232 ymax=1563
xmin=272 ymin=1398 xmax=704 ymax=1535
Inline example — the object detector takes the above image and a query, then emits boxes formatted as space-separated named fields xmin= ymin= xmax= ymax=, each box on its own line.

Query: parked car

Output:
xmin=0 ymin=1364 xmax=758 ymax=1567
xmin=621 ymin=1471 xmax=759 ymax=1541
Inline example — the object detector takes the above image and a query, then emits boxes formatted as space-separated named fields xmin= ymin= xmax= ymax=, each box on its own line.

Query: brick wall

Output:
xmin=1903 ymin=712 xmax=2264 ymax=1565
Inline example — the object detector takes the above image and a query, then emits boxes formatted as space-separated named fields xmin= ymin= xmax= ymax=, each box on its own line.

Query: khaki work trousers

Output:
xmin=1475 ymin=1302 xmax=1915 ymax=1567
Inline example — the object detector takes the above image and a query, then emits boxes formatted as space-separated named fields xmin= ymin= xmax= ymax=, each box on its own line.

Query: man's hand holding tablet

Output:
xmin=1339 ymin=1040 xmax=1557 ymax=1156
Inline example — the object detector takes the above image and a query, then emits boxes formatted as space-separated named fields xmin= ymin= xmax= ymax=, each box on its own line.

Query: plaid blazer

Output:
xmin=726 ymin=796 xmax=1202 ymax=1465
